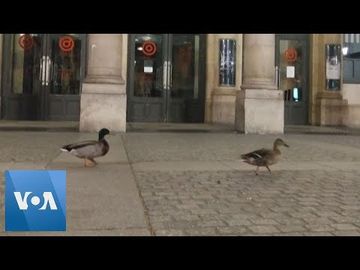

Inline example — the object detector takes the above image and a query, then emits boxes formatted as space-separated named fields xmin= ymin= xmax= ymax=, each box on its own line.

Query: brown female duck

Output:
xmin=61 ymin=128 xmax=110 ymax=167
xmin=241 ymin=138 xmax=289 ymax=175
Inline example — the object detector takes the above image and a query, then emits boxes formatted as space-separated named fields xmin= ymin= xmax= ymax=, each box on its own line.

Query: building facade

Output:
xmin=0 ymin=33 xmax=358 ymax=133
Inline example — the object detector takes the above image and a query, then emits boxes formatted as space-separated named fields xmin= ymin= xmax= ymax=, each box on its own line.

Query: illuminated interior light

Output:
xmin=293 ymin=87 xmax=299 ymax=102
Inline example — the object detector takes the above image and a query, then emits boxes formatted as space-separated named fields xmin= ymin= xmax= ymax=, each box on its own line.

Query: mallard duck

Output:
xmin=61 ymin=128 xmax=110 ymax=167
xmin=241 ymin=138 xmax=289 ymax=175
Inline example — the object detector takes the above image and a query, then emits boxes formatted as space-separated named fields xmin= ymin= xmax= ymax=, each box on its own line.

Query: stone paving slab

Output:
xmin=44 ymin=162 xmax=149 ymax=233
xmin=0 ymin=132 xmax=149 ymax=236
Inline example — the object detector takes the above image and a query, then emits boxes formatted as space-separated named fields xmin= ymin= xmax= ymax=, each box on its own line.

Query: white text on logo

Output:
xmin=14 ymin=192 xmax=58 ymax=210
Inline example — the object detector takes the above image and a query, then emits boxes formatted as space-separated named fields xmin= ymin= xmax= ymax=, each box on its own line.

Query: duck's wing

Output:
xmin=241 ymin=148 xmax=270 ymax=159
xmin=61 ymin=140 xmax=98 ymax=151
xmin=61 ymin=140 xmax=107 ymax=159
xmin=241 ymin=148 xmax=272 ymax=165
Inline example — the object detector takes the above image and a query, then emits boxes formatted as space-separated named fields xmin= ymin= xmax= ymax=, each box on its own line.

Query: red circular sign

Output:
xmin=142 ymin=41 xmax=157 ymax=56
xmin=284 ymin=48 xmax=297 ymax=62
xmin=59 ymin=36 xmax=75 ymax=53
xmin=18 ymin=35 xmax=34 ymax=50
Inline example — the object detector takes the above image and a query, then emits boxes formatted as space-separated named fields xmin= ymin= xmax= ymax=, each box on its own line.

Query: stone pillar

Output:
xmin=80 ymin=34 xmax=127 ymax=132
xmin=235 ymin=34 xmax=284 ymax=134
xmin=0 ymin=34 xmax=3 ymax=112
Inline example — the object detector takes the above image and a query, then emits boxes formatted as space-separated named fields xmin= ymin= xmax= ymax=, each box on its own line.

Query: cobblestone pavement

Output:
xmin=122 ymin=133 xmax=360 ymax=236
xmin=134 ymin=170 xmax=360 ymax=236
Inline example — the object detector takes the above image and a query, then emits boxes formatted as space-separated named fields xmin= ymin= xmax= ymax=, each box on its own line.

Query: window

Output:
xmin=219 ymin=39 xmax=236 ymax=86
xmin=343 ymin=34 xmax=360 ymax=83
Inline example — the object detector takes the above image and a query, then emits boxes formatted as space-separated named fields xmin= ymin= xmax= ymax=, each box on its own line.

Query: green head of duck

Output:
xmin=98 ymin=128 xmax=110 ymax=140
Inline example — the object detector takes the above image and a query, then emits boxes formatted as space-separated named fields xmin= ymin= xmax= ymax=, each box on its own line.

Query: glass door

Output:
xmin=1 ymin=34 xmax=85 ymax=120
xmin=45 ymin=34 xmax=85 ymax=120
xmin=1 ymin=34 xmax=43 ymax=120
xmin=167 ymin=34 xmax=205 ymax=122
xmin=127 ymin=34 xmax=205 ymax=123
xmin=275 ymin=34 xmax=309 ymax=125
xmin=127 ymin=34 xmax=168 ymax=122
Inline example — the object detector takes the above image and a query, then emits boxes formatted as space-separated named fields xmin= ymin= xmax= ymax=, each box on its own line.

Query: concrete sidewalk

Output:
xmin=1 ymin=125 xmax=360 ymax=236
xmin=0 ymin=131 xmax=150 ymax=236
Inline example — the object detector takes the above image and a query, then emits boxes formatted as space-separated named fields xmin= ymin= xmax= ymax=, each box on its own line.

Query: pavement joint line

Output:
xmin=120 ymin=134 xmax=155 ymax=236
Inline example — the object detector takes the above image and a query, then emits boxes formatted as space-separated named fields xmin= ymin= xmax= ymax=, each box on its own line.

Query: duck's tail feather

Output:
xmin=60 ymin=144 xmax=71 ymax=152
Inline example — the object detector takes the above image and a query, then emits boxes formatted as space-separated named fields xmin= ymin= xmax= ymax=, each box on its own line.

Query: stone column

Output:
xmin=80 ymin=34 xmax=127 ymax=132
xmin=0 ymin=34 xmax=3 ymax=112
xmin=235 ymin=34 xmax=284 ymax=134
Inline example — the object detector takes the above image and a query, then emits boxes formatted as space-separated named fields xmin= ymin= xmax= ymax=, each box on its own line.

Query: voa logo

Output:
xmin=14 ymin=192 xmax=58 ymax=210
xmin=5 ymin=170 xmax=66 ymax=231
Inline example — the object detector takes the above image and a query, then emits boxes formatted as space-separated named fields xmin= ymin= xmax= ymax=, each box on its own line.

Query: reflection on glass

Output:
xmin=11 ymin=34 xmax=41 ymax=94
xmin=325 ymin=44 xmax=341 ymax=91
xmin=132 ymin=34 xmax=201 ymax=100
xmin=219 ymin=39 xmax=236 ymax=86
xmin=171 ymin=35 xmax=197 ymax=99
xmin=134 ymin=34 xmax=163 ymax=97
xmin=51 ymin=34 xmax=81 ymax=94
xmin=194 ymin=36 xmax=200 ymax=99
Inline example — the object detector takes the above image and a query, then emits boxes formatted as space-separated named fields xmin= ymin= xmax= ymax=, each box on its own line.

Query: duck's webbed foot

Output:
xmin=89 ymin=158 xmax=97 ymax=165
xmin=84 ymin=158 xmax=96 ymax=167
xmin=265 ymin=165 xmax=272 ymax=175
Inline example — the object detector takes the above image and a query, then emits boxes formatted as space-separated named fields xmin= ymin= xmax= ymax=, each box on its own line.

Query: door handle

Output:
xmin=168 ymin=61 xmax=173 ymax=89
xmin=40 ymin=56 xmax=46 ymax=85
xmin=163 ymin=61 xmax=168 ymax=90
xmin=45 ymin=56 xmax=52 ymax=86
xmin=40 ymin=56 xmax=52 ymax=86
xmin=275 ymin=65 xmax=279 ymax=89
